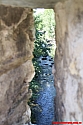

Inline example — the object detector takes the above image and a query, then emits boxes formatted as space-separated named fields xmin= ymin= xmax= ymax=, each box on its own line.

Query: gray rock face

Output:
xmin=54 ymin=0 xmax=83 ymax=122
xmin=0 ymin=5 xmax=35 ymax=125
xmin=0 ymin=0 xmax=83 ymax=124
xmin=0 ymin=5 xmax=34 ymax=76
xmin=0 ymin=0 xmax=65 ymax=8
xmin=0 ymin=60 xmax=35 ymax=125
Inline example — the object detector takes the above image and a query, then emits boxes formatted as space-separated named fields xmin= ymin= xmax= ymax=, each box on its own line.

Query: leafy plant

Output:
xmin=28 ymin=9 xmax=55 ymax=123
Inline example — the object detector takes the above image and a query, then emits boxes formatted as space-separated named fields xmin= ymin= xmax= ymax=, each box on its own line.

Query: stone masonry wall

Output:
xmin=0 ymin=5 xmax=35 ymax=125
xmin=54 ymin=0 xmax=83 ymax=122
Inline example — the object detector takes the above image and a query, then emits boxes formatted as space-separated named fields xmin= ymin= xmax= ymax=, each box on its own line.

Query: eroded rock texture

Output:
xmin=0 ymin=5 xmax=34 ymax=75
xmin=54 ymin=0 xmax=83 ymax=122
xmin=0 ymin=5 xmax=35 ymax=125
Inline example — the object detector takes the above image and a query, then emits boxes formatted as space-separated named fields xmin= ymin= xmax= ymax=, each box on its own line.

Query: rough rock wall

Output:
xmin=54 ymin=0 xmax=83 ymax=122
xmin=0 ymin=5 xmax=35 ymax=125
xmin=0 ymin=0 xmax=62 ymax=8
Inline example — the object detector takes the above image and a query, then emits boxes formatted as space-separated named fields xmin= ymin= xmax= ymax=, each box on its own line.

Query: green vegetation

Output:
xmin=28 ymin=9 xmax=55 ymax=123
xmin=34 ymin=9 xmax=55 ymax=39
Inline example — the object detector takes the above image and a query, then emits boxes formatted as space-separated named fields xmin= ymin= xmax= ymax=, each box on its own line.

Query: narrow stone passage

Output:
xmin=35 ymin=56 xmax=56 ymax=125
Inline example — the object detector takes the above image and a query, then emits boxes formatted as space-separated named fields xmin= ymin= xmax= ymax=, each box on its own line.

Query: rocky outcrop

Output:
xmin=0 ymin=0 xmax=63 ymax=8
xmin=0 ymin=5 xmax=35 ymax=125
xmin=0 ymin=61 xmax=35 ymax=125
xmin=0 ymin=0 xmax=83 ymax=124
xmin=54 ymin=0 xmax=83 ymax=122
xmin=0 ymin=5 xmax=34 ymax=76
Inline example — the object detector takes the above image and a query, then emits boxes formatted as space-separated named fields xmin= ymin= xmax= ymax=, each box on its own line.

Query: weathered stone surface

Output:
xmin=0 ymin=0 xmax=65 ymax=8
xmin=0 ymin=0 xmax=83 ymax=124
xmin=0 ymin=5 xmax=35 ymax=76
xmin=0 ymin=5 xmax=35 ymax=125
xmin=54 ymin=0 xmax=83 ymax=122
xmin=0 ymin=60 xmax=35 ymax=125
